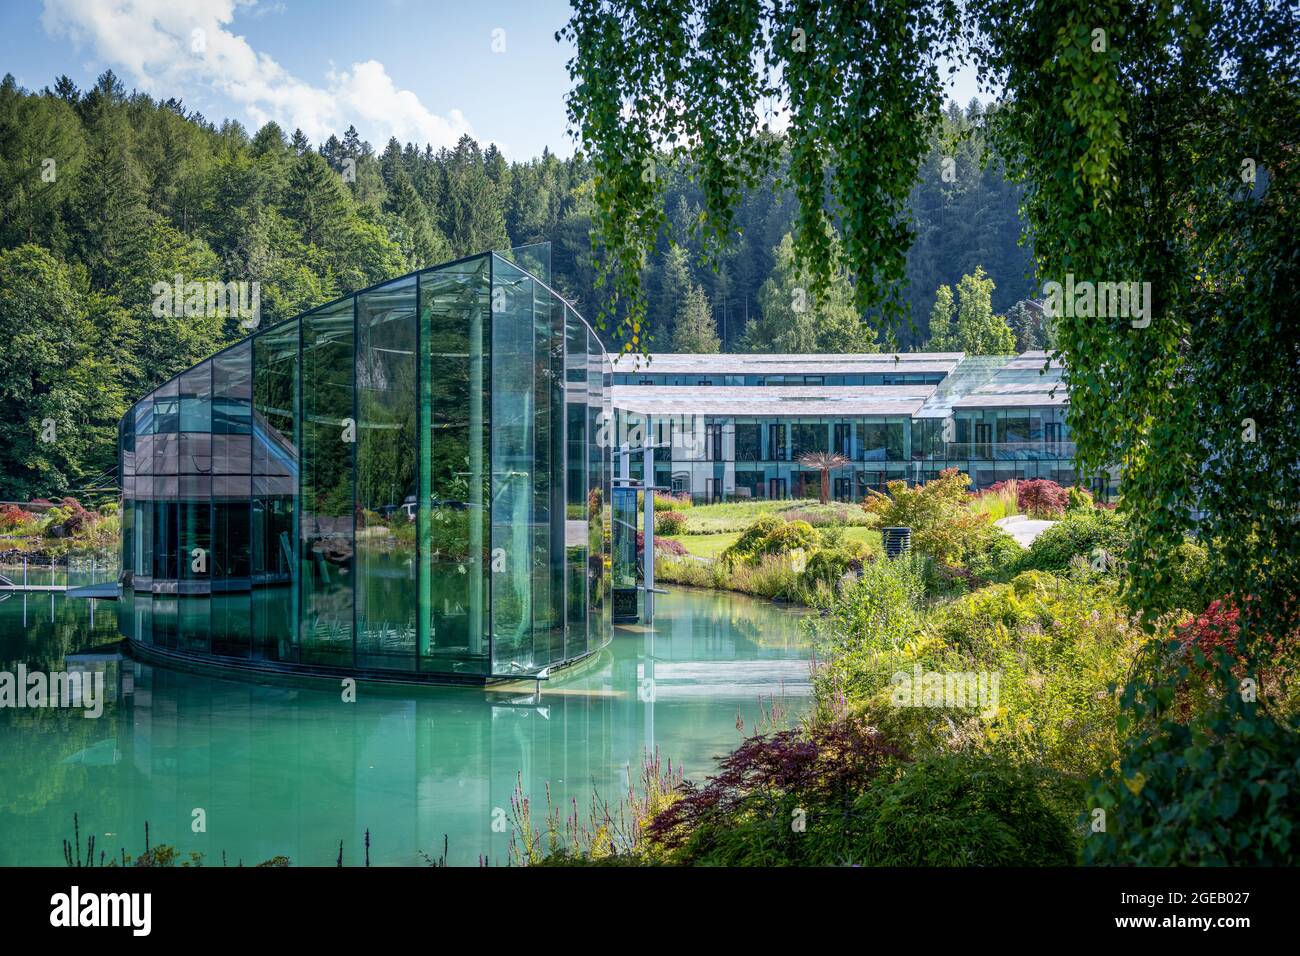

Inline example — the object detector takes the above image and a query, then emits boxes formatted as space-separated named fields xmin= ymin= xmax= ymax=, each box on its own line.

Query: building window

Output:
xmin=767 ymin=423 xmax=787 ymax=460
xmin=792 ymin=423 xmax=827 ymax=457
xmin=834 ymin=423 xmax=852 ymax=457
xmin=705 ymin=423 xmax=723 ymax=461
xmin=735 ymin=423 xmax=761 ymax=461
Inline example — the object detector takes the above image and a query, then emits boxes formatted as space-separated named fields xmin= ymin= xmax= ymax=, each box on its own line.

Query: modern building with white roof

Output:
xmin=611 ymin=350 xmax=1097 ymax=501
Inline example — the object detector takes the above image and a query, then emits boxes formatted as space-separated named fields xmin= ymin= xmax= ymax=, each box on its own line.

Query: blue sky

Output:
xmin=0 ymin=0 xmax=988 ymax=160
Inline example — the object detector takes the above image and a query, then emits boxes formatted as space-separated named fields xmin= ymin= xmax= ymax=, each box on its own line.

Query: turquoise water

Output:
xmin=0 ymin=588 xmax=810 ymax=866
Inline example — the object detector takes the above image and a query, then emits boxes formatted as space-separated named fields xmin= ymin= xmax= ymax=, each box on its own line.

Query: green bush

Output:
xmin=1066 ymin=485 xmax=1094 ymax=512
xmin=798 ymin=545 xmax=867 ymax=595
xmin=850 ymin=752 xmax=1080 ymax=866
xmin=1159 ymin=538 xmax=1213 ymax=615
xmin=1088 ymin=702 xmax=1300 ymax=865
xmin=808 ymin=555 xmax=928 ymax=703
xmin=965 ymin=524 xmax=1024 ymax=581
xmin=1013 ymin=508 xmax=1130 ymax=574
xmin=721 ymin=514 xmax=816 ymax=565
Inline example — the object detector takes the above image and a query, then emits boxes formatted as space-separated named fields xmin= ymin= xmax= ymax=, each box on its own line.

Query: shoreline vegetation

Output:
xmin=522 ymin=472 xmax=1297 ymax=866
xmin=38 ymin=473 xmax=1300 ymax=866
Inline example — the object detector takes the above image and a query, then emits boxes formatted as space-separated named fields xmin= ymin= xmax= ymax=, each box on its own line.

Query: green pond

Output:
xmin=0 ymin=587 xmax=810 ymax=866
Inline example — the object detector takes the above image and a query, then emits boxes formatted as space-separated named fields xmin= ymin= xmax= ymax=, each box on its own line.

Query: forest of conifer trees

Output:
xmin=0 ymin=70 xmax=1035 ymax=498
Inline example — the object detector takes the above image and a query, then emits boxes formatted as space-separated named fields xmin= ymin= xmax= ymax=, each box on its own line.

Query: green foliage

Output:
xmin=721 ymin=514 xmax=816 ymax=566
xmin=669 ymin=283 xmax=720 ymax=352
xmin=656 ymin=552 xmax=801 ymax=602
xmin=1012 ymin=508 xmax=1130 ymax=576
xmin=808 ymin=555 xmax=928 ymax=702
xmin=741 ymin=232 xmax=876 ymax=353
xmin=863 ymin=470 xmax=1002 ymax=569
xmin=926 ymin=284 xmax=955 ymax=349
xmin=1065 ymin=485 xmax=1094 ymax=513
xmin=1087 ymin=702 xmax=1300 ymax=866
xmin=926 ymin=266 xmax=1016 ymax=354
xmin=558 ymin=0 xmax=964 ymax=349
xmin=0 ymin=245 xmax=124 ymax=498
xmin=851 ymin=752 xmax=1079 ymax=866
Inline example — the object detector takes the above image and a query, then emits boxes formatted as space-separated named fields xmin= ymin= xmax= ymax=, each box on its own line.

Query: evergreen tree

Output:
xmin=650 ymin=243 xmax=691 ymax=346
xmin=284 ymin=150 xmax=351 ymax=248
xmin=670 ymin=284 xmax=720 ymax=353
xmin=742 ymin=233 xmax=876 ymax=353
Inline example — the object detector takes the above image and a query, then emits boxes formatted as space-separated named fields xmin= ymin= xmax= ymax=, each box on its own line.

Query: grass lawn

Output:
xmin=664 ymin=524 xmax=881 ymax=560
xmin=675 ymin=498 xmax=874 ymax=535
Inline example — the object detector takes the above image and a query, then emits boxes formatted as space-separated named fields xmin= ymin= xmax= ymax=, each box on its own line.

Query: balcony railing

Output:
xmin=930 ymin=441 xmax=1077 ymax=461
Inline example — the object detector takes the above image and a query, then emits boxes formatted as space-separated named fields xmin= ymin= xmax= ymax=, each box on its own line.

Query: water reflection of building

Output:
xmin=68 ymin=589 xmax=808 ymax=866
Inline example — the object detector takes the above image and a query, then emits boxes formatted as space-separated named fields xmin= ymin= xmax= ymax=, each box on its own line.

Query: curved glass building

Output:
xmin=118 ymin=252 xmax=613 ymax=683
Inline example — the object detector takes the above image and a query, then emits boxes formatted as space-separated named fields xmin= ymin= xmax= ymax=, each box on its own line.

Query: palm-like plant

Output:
xmin=797 ymin=452 xmax=851 ymax=504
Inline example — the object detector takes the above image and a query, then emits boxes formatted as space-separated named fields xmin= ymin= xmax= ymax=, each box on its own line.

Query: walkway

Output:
xmin=994 ymin=515 xmax=1057 ymax=547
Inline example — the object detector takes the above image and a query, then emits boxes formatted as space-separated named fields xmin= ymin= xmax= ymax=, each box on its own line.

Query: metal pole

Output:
xmin=643 ymin=436 xmax=655 ymax=624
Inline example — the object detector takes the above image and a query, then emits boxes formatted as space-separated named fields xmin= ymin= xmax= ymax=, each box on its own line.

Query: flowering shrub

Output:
xmin=654 ymin=510 xmax=687 ymax=535
xmin=1177 ymin=596 xmax=1298 ymax=671
xmin=1016 ymin=479 xmax=1069 ymax=517
xmin=0 ymin=503 xmax=33 ymax=530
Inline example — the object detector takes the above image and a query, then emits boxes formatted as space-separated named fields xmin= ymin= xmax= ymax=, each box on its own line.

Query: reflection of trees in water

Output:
xmin=0 ymin=596 xmax=118 ymax=672
xmin=663 ymin=589 xmax=809 ymax=653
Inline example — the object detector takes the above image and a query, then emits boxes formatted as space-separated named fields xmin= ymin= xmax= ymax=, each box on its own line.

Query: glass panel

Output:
xmin=152 ymin=381 xmax=179 ymax=649
xmin=252 ymin=319 xmax=299 ymax=663
xmin=588 ymin=327 xmax=609 ymax=647
xmin=355 ymin=277 xmax=418 ymax=671
xmin=300 ymin=299 xmax=355 ymax=668
xmin=490 ymin=259 xmax=535 ymax=674
xmin=177 ymin=363 xmax=212 ymax=654
xmin=564 ymin=304 xmax=588 ymax=659
xmin=213 ymin=342 xmax=253 ymax=658
xmin=532 ymin=282 xmax=565 ymax=666
xmin=420 ymin=257 xmax=490 ymax=674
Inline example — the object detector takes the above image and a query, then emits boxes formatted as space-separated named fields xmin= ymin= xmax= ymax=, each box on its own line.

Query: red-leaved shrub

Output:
xmin=0 ymin=503 xmax=32 ymax=530
xmin=637 ymin=531 xmax=688 ymax=557
xmin=1017 ymin=479 xmax=1069 ymax=517
xmin=644 ymin=717 xmax=904 ymax=851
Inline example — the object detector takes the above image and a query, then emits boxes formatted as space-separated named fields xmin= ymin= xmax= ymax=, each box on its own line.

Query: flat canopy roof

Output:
xmin=612 ymin=384 xmax=936 ymax=417
xmin=951 ymin=383 xmax=1068 ymax=408
xmin=611 ymin=352 xmax=963 ymax=375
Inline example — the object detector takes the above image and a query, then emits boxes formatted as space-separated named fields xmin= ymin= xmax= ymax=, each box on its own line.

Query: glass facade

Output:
xmin=622 ymin=409 xmax=1078 ymax=502
xmin=119 ymin=253 xmax=613 ymax=682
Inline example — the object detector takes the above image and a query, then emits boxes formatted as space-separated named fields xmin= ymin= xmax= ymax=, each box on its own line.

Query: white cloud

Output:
xmin=40 ymin=0 xmax=475 ymax=148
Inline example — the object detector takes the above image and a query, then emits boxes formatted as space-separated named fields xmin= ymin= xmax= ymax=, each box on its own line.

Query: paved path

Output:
xmin=994 ymin=515 xmax=1057 ymax=547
